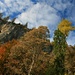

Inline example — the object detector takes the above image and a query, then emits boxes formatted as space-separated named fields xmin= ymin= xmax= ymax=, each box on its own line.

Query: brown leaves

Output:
xmin=0 ymin=39 xmax=18 ymax=60
xmin=65 ymin=46 xmax=75 ymax=73
xmin=0 ymin=26 xmax=51 ymax=75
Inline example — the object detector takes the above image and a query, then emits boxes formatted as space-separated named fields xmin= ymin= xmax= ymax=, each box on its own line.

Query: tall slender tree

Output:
xmin=53 ymin=19 xmax=75 ymax=75
xmin=53 ymin=29 xmax=66 ymax=75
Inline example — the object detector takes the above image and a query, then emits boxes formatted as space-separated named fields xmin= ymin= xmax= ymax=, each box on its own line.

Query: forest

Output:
xmin=0 ymin=13 xmax=75 ymax=75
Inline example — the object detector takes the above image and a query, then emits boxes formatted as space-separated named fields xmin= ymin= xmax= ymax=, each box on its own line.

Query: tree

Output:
xmin=58 ymin=19 xmax=75 ymax=36
xmin=53 ymin=29 xmax=66 ymax=75
xmin=65 ymin=46 xmax=75 ymax=75
xmin=21 ymin=26 xmax=50 ymax=75
xmin=53 ymin=19 xmax=75 ymax=75
xmin=0 ymin=47 xmax=6 ymax=60
xmin=0 ymin=39 xmax=18 ymax=75
xmin=3 ymin=26 xmax=50 ymax=75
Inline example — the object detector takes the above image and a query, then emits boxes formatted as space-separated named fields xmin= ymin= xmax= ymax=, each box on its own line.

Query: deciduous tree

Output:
xmin=53 ymin=29 xmax=66 ymax=75
xmin=3 ymin=26 xmax=50 ymax=75
xmin=58 ymin=19 xmax=75 ymax=36
xmin=21 ymin=26 xmax=50 ymax=75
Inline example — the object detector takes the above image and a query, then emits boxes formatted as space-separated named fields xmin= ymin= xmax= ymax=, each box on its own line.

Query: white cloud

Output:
xmin=15 ymin=3 xmax=61 ymax=29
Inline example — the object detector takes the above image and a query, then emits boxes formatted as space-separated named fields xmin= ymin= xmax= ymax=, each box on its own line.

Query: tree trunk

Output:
xmin=28 ymin=51 xmax=35 ymax=75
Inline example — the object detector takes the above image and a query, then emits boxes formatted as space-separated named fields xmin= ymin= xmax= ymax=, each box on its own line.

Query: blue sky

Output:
xmin=0 ymin=0 xmax=75 ymax=45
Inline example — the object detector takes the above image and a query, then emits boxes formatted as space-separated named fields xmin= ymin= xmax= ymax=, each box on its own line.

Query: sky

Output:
xmin=0 ymin=0 xmax=75 ymax=45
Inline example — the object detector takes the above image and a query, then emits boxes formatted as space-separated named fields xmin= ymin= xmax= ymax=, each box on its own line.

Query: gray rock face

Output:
xmin=0 ymin=22 xmax=29 ymax=43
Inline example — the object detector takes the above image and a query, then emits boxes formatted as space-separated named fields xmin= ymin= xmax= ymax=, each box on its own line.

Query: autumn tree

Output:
xmin=53 ymin=29 xmax=66 ymax=75
xmin=0 ymin=39 xmax=18 ymax=75
xmin=65 ymin=46 xmax=75 ymax=75
xmin=53 ymin=19 xmax=75 ymax=75
xmin=0 ymin=47 xmax=6 ymax=74
xmin=21 ymin=26 xmax=50 ymax=75
xmin=3 ymin=26 xmax=50 ymax=75
xmin=58 ymin=19 xmax=75 ymax=36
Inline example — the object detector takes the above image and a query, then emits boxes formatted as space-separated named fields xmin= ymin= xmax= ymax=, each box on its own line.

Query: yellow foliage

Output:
xmin=58 ymin=19 xmax=75 ymax=36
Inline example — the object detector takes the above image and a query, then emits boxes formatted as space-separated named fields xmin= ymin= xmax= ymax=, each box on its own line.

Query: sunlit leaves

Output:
xmin=58 ymin=19 xmax=75 ymax=36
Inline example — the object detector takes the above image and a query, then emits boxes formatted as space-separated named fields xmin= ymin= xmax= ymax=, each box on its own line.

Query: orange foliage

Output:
xmin=0 ymin=47 xmax=6 ymax=59
xmin=2 ymin=39 xmax=18 ymax=49
xmin=0 ymin=39 xmax=18 ymax=60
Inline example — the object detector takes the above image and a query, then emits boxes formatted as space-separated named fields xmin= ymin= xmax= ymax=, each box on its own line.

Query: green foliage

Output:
xmin=53 ymin=29 xmax=66 ymax=75
xmin=54 ymin=56 xmax=65 ymax=75
xmin=53 ymin=29 xmax=66 ymax=57
xmin=45 ymin=64 xmax=55 ymax=75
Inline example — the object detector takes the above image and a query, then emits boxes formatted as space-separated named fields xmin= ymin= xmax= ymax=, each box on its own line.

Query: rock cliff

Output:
xmin=0 ymin=19 xmax=30 ymax=43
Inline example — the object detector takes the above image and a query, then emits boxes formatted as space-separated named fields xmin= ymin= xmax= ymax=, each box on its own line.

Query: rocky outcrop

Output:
xmin=0 ymin=22 xmax=30 ymax=43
